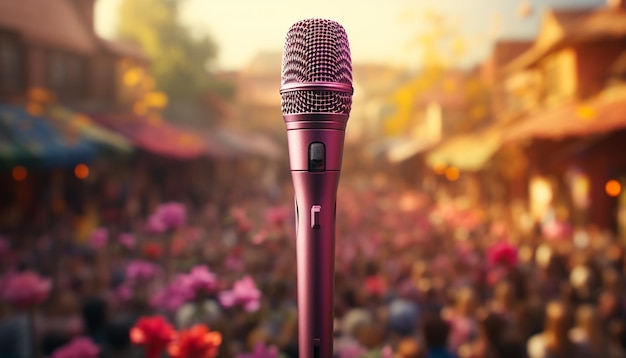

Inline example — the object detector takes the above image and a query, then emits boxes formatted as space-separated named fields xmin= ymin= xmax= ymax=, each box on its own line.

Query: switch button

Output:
xmin=311 ymin=205 xmax=321 ymax=229
xmin=309 ymin=142 xmax=325 ymax=172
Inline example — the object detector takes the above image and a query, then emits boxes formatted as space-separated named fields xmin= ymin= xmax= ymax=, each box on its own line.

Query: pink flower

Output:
xmin=381 ymin=345 xmax=393 ymax=358
xmin=118 ymin=233 xmax=136 ymax=249
xmin=90 ymin=228 xmax=108 ymax=249
xmin=159 ymin=202 xmax=186 ymax=229
xmin=50 ymin=337 xmax=99 ymax=358
xmin=126 ymin=260 xmax=160 ymax=282
xmin=117 ymin=260 xmax=161 ymax=302
xmin=116 ymin=283 xmax=133 ymax=301
xmin=187 ymin=265 xmax=218 ymax=295
xmin=0 ymin=271 xmax=51 ymax=309
xmin=264 ymin=206 xmax=290 ymax=227
xmin=147 ymin=202 xmax=187 ymax=234
xmin=146 ymin=215 xmax=167 ymax=234
xmin=236 ymin=342 xmax=279 ymax=358
xmin=225 ymin=254 xmax=244 ymax=272
xmin=151 ymin=266 xmax=218 ymax=311
xmin=219 ymin=276 xmax=261 ymax=312
xmin=487 ymin=241 xmax=518 ymax=269
xmin=151 ymin=276 xmax=195 ymax=312
xmin=337 ymin=341 xmax=367 ymax=358
xmin=151 ymin=289 xmax=187 ymax=312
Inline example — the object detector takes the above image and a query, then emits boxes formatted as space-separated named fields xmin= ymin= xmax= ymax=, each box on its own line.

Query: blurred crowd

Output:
xmin=1 ymin=170 xmax=626 ymax=358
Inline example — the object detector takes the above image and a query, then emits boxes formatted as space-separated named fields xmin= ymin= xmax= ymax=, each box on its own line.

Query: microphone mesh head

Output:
xmin=281 ymin=19 xmax=352 ymax=115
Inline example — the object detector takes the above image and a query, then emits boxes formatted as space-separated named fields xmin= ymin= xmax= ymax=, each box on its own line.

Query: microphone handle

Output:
xmin=292 ymin=170 xmax=340 ymax=358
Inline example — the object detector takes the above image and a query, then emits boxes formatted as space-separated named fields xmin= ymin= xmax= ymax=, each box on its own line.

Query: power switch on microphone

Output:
xmin=311 ymin=205 xmax=321 ymax=229
xmin=308 ymin=142 xmax=325 ymax=172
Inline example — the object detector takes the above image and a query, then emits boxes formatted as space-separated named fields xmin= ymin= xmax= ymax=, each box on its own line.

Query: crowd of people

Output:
xmin=0 ymin=165 xmax=626 ymax=358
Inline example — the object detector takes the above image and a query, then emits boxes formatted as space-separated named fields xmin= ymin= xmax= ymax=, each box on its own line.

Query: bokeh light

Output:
xmin=433 ymin=162 xmax=447 ymax=175
xmin=74 ymin=163 xmax=90 ymax=179
xmin=606 ymin=179 xmax=622 ymax=197
xmin=1 ymin=1 xmax=625 ymax=357
xmin=445 ymin=166 xmax=460 ymax=181
xmin=12 ymin=166 xmax=27 ymax=181
xmin=530 ymin=177 xmax=553 ymax=221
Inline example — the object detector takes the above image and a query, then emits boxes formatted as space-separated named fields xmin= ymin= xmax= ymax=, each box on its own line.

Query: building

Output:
xmin=0 ymin=0 xmax=148 ymax=110
xmin=497 ymin=1 xmax=626 ymax=233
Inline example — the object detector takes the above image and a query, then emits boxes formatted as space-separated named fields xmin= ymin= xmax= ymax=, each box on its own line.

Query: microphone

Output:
xmin=280 ymin=19 xmax=353 ymax=358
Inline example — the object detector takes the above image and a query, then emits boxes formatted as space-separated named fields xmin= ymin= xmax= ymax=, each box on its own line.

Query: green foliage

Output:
xmin=116 ymin=0 xmax=230 ymax=100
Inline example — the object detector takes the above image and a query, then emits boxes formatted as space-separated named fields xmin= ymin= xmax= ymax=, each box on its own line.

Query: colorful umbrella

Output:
xmin=0 ymin=104 xmax=98 ymax=167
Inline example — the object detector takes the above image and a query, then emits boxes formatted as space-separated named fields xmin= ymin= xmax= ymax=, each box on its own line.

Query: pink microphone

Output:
xmin=280 ymin=19 xmax=353 ymax=358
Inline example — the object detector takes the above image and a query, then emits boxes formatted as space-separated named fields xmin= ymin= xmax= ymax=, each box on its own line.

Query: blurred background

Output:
xmin=1 ymin=0 xmax=626 ymax=357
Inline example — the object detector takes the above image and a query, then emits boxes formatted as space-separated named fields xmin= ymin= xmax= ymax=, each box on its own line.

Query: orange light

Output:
xmin=144 ymin=91 xmax=168 ymax=108
xmin=123 ymin=68 xmax=142 ymax=86
xmin=12 ymin=166 xmax=27 ymax=181
xmin=74 ymin=163 xmax=89 ymax=179
xmin=606 ymin=180 xmax=621 ymax=197
xmin=433 ymin=162 xmax=447 ymax=175
xmin=445 ymin=166 xmax=460 ymax=181
xmin=26 ymin=102 xmax=43 ymax=116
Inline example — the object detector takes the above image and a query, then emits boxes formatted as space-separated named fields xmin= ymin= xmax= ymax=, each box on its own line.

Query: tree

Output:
xmin=116 ymin=0 xmax=232 ymax=101
xmin=384 ymin=10 xmax=478 ymax=137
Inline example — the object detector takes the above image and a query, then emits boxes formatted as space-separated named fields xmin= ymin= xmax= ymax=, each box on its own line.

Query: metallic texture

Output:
xmin=281 ymin=18 xmax=353 ymax=358
xmin=281 ymin=18 xmax=353 ymax=115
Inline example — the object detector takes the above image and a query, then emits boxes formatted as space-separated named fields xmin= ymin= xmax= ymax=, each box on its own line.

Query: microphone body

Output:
xmin=280 ymin=19 xmax=352 ymax=358
xmin=287 ymin=118 xmax=344 ymax=358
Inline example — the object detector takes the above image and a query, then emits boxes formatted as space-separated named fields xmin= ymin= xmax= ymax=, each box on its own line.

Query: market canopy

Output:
xmin=0 ymin=104 xmax=98 ymax=167
xmin=92 ymin=114 xmax=208 ymax=160
xmin=47 ymin=106 xmax=133 ymax=153
xmin=425 ymin=127 xmax=503 ymax=171
xmin=503 ymin=85 xmax=626 ymax=141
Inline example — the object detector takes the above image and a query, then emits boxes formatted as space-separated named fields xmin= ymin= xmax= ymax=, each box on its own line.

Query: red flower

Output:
xmin=168 ymin=324 xmax=222 ymax=358
xmin=487 ymin=241 xmax=518 ymax=269
xmin=142 ymin=243 xmax=164 ymax=260
xmin=365 ymin=275 xmax=387 ymax=297
xmin=89 ymin=228 xmax=109 ymax=250
xmin=130 ymin=316 xmax=176 ymax=358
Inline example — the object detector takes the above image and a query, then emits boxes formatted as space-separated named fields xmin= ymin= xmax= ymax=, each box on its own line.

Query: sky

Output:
xmin=94 ymin=0 xmax=606 ymax=71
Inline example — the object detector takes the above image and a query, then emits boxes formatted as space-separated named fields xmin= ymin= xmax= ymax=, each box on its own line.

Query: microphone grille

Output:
xmin=281 ymin=19 xmax=353 ymax=115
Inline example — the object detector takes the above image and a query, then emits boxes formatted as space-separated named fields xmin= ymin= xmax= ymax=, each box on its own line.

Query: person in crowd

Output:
xmin=1 ymin=170 xmax=626 ymax=358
